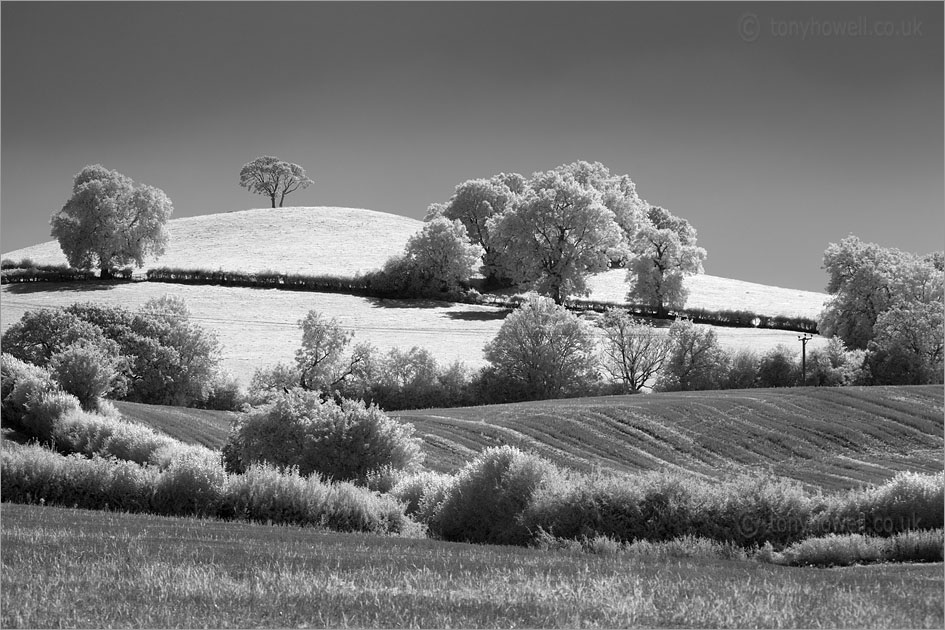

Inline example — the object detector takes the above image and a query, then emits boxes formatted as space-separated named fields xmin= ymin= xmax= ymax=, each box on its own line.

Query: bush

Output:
xmin=22 ymin=391 xmax=83 ymax=445
xmin=430 ymin=446 xmax=560 ymax=545
xmin=227 ymin=389 xmax=423 ymax=482
xmin=2 ymin=354 xmax=56 ymax=420
xmin=390 ymin=470 xmax=455 ymax=517
xmin=0 ymin=444 xmax=156 ymax=512
xmin=49 ymin=341 xmax=122 ymax=410
xmin=221 ymin=463 xmax=411 ymax=534
xmin=756 ymin=345 xmax=799 ymax=388
xmin=197 ymin=371 xmax=245 ymax=411
xmin=776 ymin=529 xmax=944 ymax=567
xmin=151 ymin=449 xmax=227 ymax=517
xmin=523 ymin=470 xmax=814 ymax=548
xmin=811 ymin=471 xmax=944 ymax=536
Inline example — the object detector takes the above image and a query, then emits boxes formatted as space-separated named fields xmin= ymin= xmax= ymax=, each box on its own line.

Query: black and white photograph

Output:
xmin=1 ymin=1 xmax=942 ymax=627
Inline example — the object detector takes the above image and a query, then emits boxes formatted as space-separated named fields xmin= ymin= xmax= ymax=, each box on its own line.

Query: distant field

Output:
xmin=112 ymin=401 xmax=236 ymax=450
xmin=3 ymin=504 xmax=942 ymax=628
xmin=0 ymin=281 xmax=828 ymax=386
xmin=394 ymin=385 xmax=944 ymax=491
xmin=3 ymin=205 xmax=829 ymax=320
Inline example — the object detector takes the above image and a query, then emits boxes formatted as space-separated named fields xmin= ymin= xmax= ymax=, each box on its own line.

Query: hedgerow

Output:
xmin=0 ymin=445 xmax=413 ymax=535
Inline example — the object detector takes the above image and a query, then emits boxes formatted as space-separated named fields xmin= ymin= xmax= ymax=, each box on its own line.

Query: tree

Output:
xmin=50 ymin=165 xmax=173 ymax=278
xmin=483 ymin=296 xmax=598 ymax=399
xmin=805 ymin=338 xmax=865 ymax=387
xmin=402 ymin=218 xmax=482 ymax=292
xmin=1 ymin=309 xmax=117 ymax=366
xmin=819 ymin=236 xmax=944 ymax=384
xmin=238 ymin=156 xmax=313 ymax=208
xmin=132 ymin=297 xmax=223 ymax=406
xmin=818 ymin=236 xmax=908 ymax=350
xmin=489 ymin=167 xmax=625 ymax=304
xmin=756 ymin=345 xmax=799 ymax=388
xmin=866 ymin=302 xmax=944 ymax=385
xmin=597 ymin=310 xmax=671 ymax=392
xmin=627 ymin=206 xmax=706 ymax=317
xmin=438 ymin=173 xmax=526 ymax=283
xmin=655 ymin=320 xmax=729 ymax=392
xmin=295 ymin=311 xmax=370 ymax=392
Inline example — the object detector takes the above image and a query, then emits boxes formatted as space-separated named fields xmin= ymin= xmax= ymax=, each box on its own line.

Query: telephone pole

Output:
xmin=798 ymin=333 xmax=813 ymax=385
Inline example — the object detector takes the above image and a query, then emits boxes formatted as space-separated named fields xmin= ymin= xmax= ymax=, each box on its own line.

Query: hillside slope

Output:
xmin=2 ymin=206 xmax=423 ymax=277
xmin=104 ymin=385 xmax=942 ymax=492
xmin=394 ymin=385 xmax=943 ymax=491
xmin=2 ymin=206 xmax=827 ymax=318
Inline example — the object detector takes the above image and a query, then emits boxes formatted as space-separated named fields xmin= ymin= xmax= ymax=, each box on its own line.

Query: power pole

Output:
xmin=798 ymin=333 xmax=813 ymax=385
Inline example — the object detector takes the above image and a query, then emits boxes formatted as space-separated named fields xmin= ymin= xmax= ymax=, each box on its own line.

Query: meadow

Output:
xmin=2 ymin=503 xmax=942 ymax=629
xmin=0 ymin=280 xmax=828 ymax=386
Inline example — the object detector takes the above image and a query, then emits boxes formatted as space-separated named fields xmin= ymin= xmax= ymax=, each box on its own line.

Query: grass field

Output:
xmin=1 ymin=281 xmax=829 ymax=387
xmin=111 ymin=401 xmax=236 ymax=450
xmin=102 ymin=385 xmax=943 ymax=493
xmin=2 ymin=503 xmax=942 ymax=629
xmin=398 ymin=385 xmax=945 ymax=490
xmin=3 ymin=205 xmax=828 ymax=318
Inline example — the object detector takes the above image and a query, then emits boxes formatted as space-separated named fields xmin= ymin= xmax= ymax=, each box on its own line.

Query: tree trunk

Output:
xmin=270 ymin=194 xmax=277 ymax=208
xmin=99 ymin=267 xmax=113 ymax=280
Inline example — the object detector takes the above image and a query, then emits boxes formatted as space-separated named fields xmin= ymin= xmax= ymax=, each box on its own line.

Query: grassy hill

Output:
xmin=1 ymin=206 xmax=833 ymax=384
xmin=3 ymin=206 xmax=828 ymax=318
xmin=395 ymin=385 xmax=943 ymax=491
xmin=106 ymin=385 xmax=942 ymax=492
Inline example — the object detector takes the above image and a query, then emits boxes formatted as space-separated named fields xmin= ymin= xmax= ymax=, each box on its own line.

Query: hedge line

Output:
xmin=1 ymin=260 xmax=819 ymax=332
xmin=0 ymin=264 xmax=134 ymax=284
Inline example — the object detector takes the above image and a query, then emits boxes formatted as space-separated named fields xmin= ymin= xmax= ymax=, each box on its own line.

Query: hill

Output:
xmin=103 ymin=385 xmax=943 ymax=492
xmin=2 ymin=206 xmax=422 ymax=277
xmin=393 ymin=385 xmax=943 ymax=491
xmin=1 ymin=206 xmax=832 ymax=384
xmin=3 ymin=206 xmax=828 ymax=319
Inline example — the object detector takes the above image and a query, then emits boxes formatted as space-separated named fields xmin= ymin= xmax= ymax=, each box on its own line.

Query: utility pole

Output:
xmin=798 ymin=333 xmax=813 ymax=385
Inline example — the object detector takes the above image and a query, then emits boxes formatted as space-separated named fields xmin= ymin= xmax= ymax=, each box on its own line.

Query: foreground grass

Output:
xmin=2 ymin=504 xmax=942 ymax=628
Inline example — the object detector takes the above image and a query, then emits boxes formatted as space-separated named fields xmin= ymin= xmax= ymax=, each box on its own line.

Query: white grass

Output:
xmin=1 ymin=205 xmax=831 ymax=385
xmin=1 ymin=283 xmax=827 ymax=387
xmin=4 ymin=206 xmax=829 ymax=319
xmin=2 ymin=206 xmax=422 ymax=277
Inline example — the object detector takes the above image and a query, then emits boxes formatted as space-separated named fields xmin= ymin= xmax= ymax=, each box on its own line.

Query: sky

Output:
xmin=2 ymin=1 xmax=942 ymax=292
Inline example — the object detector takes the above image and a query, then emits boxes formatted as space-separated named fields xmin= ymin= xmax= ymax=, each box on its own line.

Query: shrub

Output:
xmin=2 ymin=354 xmax=56 ymax=418
xmin=197 ymin=371 xmax=245 ymax=411
xmin=6 ymin=371 xmax=60 ymax=437
xmin=776 ymin=529 xmax=944 ymax=567
xmin=0 ymin=444 xmax=156 ymax=512
xmin=227 ymin=389 xmax=423 ymax=482
xmin=811 ymin=471 xmax=944 ymax=536
xmin=151 ymin=449 xmax=228 ymax=517
xmin=430 ymin=446 xmax=560 ymax=545
xmin=21 ymin=391 xmax=83 ymax=445
xmin=53 ymin=406 xmax=180 ymax=465
xmin=49 ymin=341 xmax=122 ymax=410
xmin=390 ymin=470 xmax=455 ymax=517
xmin=222 ymin=463 xmax=411 ymax=534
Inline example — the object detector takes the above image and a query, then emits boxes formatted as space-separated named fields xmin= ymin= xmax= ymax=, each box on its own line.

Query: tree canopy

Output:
xmin=626 ymin=206 xmax=706 ymax=317
xmin=239 ymin=156 xmax=313 ymax=208
xmin=50 ymin=165 xmax=173 ymax=278
xmin=489 ymin=165 xmax=626 ymax=304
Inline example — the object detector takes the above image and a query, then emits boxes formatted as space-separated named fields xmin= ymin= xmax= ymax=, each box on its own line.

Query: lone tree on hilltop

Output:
xmin=239 ymin=156 xmax=313 ymax=207
xmin=50 ymin=165 xmax=173 ymax=279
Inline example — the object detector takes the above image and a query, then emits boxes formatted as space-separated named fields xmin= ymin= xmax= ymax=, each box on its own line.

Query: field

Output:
xmin=3 ymin=206 xmax=828 ymax=317
xmin=0 ymin=280 xmax=829 ymax=386
xmin=102 ymin=385 xmax=943 ymax=493
xmin=2 ymin=503 xmax=942 ymax=629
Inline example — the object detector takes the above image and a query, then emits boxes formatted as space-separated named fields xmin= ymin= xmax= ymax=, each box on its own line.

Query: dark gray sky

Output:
xmin=2 ymin=1 xmax=942 ymax=291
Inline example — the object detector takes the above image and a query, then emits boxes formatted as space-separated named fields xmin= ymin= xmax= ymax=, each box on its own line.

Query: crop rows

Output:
xmin=395 ymin=386 xmax=943 ymax=491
